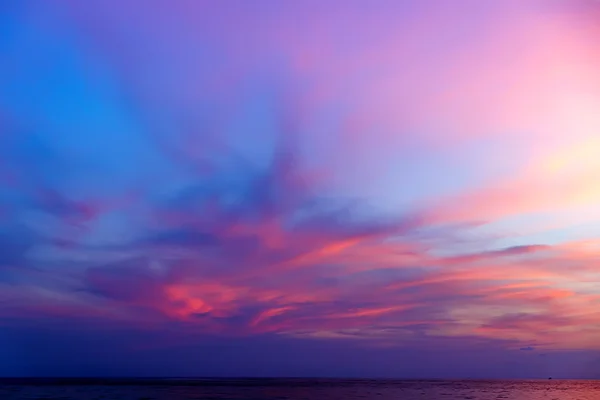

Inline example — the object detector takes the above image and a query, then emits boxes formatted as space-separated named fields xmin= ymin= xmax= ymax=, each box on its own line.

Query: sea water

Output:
xmin=0 ymin=378 xmax=599 ymax=399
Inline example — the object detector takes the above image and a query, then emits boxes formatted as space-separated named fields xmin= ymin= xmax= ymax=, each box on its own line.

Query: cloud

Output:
xmin=2 ymin=130 xmax=600 ymax=353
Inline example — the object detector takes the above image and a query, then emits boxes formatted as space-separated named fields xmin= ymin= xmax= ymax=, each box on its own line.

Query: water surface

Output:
xmin=1 ymin=378 xmax=598 ymax=399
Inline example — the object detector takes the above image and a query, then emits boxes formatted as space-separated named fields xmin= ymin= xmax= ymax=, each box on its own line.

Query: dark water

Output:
xmin=1 ymin=378 xmax=599 ymax=399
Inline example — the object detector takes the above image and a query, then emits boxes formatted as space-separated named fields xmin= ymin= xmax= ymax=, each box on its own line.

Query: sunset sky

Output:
xmin=1 ymin=0 xmax=600 ymax=378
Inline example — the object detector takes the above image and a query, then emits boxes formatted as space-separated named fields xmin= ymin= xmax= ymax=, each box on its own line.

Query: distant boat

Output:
xmin=548 ymin=377 xmax=552 ymax=380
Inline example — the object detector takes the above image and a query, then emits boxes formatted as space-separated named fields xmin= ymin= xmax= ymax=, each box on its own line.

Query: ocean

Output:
xmin=0 ymin=378 xmax=599 ymax=399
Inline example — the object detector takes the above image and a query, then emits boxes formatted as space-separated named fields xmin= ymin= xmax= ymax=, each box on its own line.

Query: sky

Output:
xmin=0 ymin=0 xmax=599 ymax=379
